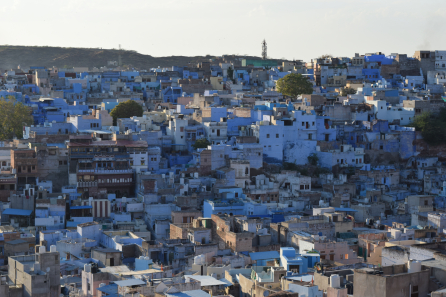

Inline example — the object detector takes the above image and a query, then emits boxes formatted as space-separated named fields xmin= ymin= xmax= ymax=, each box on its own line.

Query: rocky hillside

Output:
xmin=0 ymin=45 xmax=275 ymax=70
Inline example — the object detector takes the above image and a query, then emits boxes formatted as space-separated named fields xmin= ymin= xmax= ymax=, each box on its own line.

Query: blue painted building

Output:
xmin=249 ymin=251 xmax=280 ymax=266
xmin=203 ymin=188 xmax=245 ymax=218
xmin=280 ymin=247 xmax=309 ymax=274
xmin=162 ymin=86 xmax=183 ymax=103
xmin=183 ymin=70 xmax=199 ymax=79
xmin=362 ymin=69 xmax=382 ymax=82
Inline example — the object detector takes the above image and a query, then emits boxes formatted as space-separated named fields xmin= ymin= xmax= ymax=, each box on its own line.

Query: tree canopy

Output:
xmin=340 ymin=87 xmax=357 ymax=96
xmin=110 ymin=100 xmax=144 ymax=125
xmin=0 ymin=96 xmax=33 ymax=140
xmin=276 ymin=73 xmax=313 ymax=99
xmin=409 ymin=108 xmax=446 ymax=145
xmin=192 ymin=138 xmax=210 ymax=150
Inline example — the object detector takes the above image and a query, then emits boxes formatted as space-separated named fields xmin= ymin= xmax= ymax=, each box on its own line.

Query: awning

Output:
xmin=2 ymin=208 xmax=32 ymax=216
xmin=70 ymin=205 xmax=92 ymax=210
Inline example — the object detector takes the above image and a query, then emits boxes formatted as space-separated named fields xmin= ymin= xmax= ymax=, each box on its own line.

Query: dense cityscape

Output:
xmin=0 ymin=44 xmax=446 ymax=297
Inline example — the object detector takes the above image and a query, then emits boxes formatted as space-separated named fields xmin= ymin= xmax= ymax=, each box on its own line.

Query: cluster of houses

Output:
xmin=0 ymin=50 xmax=446 ymax=296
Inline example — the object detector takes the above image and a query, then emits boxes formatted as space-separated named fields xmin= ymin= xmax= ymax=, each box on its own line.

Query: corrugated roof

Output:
xmin=166 ymin=290 xmax=211 ymax=297
xmin=185 ymin=275 xmax=227 ymax=287
xmin=96 ymin=283 xmax=118 ymax=294
xmin=115 ymin=279 xmax=146 ymax=287
xmin=2 ymin=208 xmax=32 ymax=216
xmin=249 ymin=251 xmax=280 ymax=261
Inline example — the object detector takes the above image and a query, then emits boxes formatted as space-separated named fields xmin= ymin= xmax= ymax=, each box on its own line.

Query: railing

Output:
xmin=78 ymin=169 xmax=133 ymax=174
xmin=77 ymin=181 xmax=98 ymax=188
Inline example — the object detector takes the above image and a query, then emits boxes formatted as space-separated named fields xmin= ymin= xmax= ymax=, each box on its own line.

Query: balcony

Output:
xmin=77 ymin=181 xmax=98 ymax=188
xmin=78 ymin=169 xmax=133 ymax=174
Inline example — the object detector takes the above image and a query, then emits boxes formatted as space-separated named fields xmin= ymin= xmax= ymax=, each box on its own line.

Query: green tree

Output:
xmin=408 ymin=108 xmax=446 ymax=145
xmin=110 ymin=100 xmax=144 ymax=125
xmin=307 ymin=153 xmax=319 ymax=166
xmin=192 ymin=138 xmax=210 ymax=150
xmin=340 ymin=87 xmax=357 ymax=96
xmin=0 ymin=96 xmax=33 ymax=140
xmin=276 ymin=73 xmax=313 ymax=99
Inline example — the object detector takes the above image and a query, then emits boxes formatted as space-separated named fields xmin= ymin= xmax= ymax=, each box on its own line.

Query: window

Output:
xmin=141 ymin=160 xmax=145 ymax=165
xmin=59 ymin=161 xmax=62 ymax=165
xmin=266 ymin=134 xmax=270 ymax=138
xmin=276 ymin=134 xmax=279 ymax=138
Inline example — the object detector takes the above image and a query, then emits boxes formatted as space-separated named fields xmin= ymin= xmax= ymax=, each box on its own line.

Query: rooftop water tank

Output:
xmin=330 ymin=274 xmax=341 ymax=288
xmin=408 ymin=260 xmax=421 ymax=273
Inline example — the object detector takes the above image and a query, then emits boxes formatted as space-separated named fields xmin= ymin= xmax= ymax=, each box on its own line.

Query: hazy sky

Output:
xmin=1 ymin=0 xmax=446 ymax=61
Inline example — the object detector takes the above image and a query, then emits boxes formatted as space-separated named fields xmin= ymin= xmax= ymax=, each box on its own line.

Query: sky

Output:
xmin=1 ymin=0 xmax=446 ymax=61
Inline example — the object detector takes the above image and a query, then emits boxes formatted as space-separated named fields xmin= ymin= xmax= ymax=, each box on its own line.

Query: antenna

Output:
xmin=262 ymin=39 xmax=267 ymax=60
xmin=118 ymin=44 xmax=122 ymax=67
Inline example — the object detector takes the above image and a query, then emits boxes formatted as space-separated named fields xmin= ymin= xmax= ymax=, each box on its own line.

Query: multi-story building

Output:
xmin=11 ymin=149 xmax=38 ymax=186
xmin=68 ymin=135 xmax=147 ymax=198
xmin=7 ymin=247 xmax=60 ymax=297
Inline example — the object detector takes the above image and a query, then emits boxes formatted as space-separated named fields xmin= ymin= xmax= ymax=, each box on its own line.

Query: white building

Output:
xmin=317 ymin=144 xmax=365 ymax=169
xmin=435 ymin=50 xmax=446 ymax=70
xmin=428 ymin=212 xmax=446 ymax=233
xmin=368 ymin=100 xmax=415 ymax=126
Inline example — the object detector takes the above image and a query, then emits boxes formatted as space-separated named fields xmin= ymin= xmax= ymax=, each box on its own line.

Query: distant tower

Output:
xmin=262 ymin=39 xmax=267 ymax=60
xmin=118 ymin=44 xmax=122 ymax=66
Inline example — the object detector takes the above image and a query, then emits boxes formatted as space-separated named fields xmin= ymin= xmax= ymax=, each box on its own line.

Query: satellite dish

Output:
xmin=264 ymin=292 xmax=270 ymax=297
